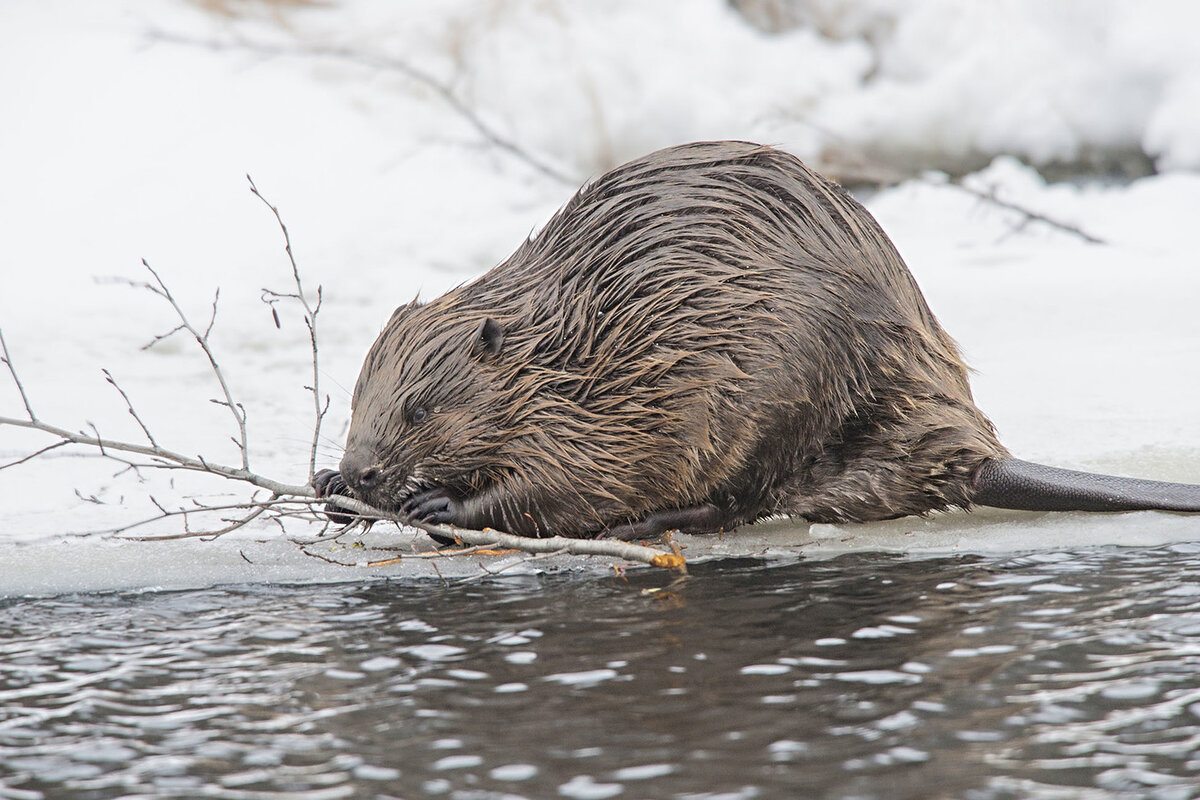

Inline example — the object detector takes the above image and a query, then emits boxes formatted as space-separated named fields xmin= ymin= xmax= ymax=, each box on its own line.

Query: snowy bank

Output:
xmin=1 ymin=0 xmax=1198 ymax=597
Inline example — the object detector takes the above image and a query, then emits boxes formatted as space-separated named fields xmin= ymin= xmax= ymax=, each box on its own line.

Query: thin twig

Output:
xmin=204 ymin=288 xmax=220 ymax=340
xmin=140 ymin=259 xmax=250 ymax=470
xmin=248 ymin=176 xmax=327 ymax=483
xmin=102 ymin=369 xmax=158 ymax=448
xmin=365 ymin=544 xmax=516 ymax=565
xmin=147 ymin=30 xmax=575 ymax=185
xmin=126 ymin=504 xmax=270 ymax=541
xmin=86 ymin=422 xmax=107 ymax=458
xmin=0 ymin=414 xmax=305 ymax=496
xmin=298 ymin=546 xmax=371 ymax=568
xmin=105 ymin=497 xmax=297 ymax=540
xmin=143 ymin=323 xmax=186 ymax=350
xmin=786 ymin=123 xmax=1107 ymax=246
xmin=947 ymin=176 xmax=1105 ymax=245
xmin=0 ymin=329 xmax=36 ymax=422
xmin=1 ymin=440 xmax=69 ymax=470
xmin=456 ymin=547 xmax=572 ymax=584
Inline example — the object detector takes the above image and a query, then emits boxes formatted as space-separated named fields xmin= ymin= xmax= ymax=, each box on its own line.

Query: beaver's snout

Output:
xmin=338 ymin=447 xmax=384 ymax=497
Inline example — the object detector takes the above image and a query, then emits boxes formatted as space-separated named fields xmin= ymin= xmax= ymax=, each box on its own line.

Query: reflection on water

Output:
xmin=3 ymin=545 xmax=1200 ymax=799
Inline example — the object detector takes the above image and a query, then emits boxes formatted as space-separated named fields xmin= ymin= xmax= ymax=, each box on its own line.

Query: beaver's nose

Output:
xmin=339 ymin=447 xmax=383 ymax=493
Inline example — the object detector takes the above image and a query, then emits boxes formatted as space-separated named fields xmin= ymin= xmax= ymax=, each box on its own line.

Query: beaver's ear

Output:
xmin=471 ymin=317 xmax=504 ymax=359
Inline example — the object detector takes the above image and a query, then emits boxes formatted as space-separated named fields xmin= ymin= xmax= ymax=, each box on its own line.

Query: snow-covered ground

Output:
xmin=2 ymin=0 xmax=1198 ymax=597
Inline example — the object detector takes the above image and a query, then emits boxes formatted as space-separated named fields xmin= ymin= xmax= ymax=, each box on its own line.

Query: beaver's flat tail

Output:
xmin=972 ymin=457 xmax=1200 ymax=513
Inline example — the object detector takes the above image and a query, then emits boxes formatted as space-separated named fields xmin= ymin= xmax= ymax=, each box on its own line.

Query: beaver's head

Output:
xmin=338 ymin=299 xmax=509 ymax=512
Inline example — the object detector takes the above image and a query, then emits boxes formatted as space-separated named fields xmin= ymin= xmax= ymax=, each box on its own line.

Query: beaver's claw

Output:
xmin=313 ymin=468 xmax=356 ymax=525
xmin=402 ymin=487 xmax=461 ymax=547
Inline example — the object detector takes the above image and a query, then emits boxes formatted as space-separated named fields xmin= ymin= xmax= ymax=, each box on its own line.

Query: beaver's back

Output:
xmin=406 ymin=141 xmax=1005 ymax=530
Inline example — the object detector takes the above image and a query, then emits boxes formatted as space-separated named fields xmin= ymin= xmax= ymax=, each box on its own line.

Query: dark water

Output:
xmin=4 ymin=547 xmax=1200 ymax=800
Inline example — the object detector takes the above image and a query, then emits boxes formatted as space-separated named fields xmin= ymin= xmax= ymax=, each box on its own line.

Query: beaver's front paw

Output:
xmin=402 ymin=487 xmax=460 ymax=525
xmin=402 ymin=488 xmax=461 ymax=547
xmin=313 ymin=468 xmax=356 ymax=525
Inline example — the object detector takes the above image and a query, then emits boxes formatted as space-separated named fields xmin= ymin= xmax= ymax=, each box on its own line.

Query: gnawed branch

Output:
xmin=308 ymin=492 xmax=684 ymax=569
xmin=0 ymin=400 xmax=684 ymax=570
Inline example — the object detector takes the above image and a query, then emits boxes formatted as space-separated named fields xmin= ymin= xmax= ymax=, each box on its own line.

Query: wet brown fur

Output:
xmin=338 ymin=141 xmax=1009 ymax=537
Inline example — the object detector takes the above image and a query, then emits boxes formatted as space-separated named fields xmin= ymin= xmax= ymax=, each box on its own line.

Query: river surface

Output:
xmin=3 ymin=546 xmax=1200 ymax=799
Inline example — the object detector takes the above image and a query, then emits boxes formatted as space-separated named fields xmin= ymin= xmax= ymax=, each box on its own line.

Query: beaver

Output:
xmin=315 ymin=140 xmax=1200 ymax=540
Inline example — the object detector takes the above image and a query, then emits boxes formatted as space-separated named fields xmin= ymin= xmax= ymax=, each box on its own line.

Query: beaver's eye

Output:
xmin=411 ymin=406 xmax=428 ymax=424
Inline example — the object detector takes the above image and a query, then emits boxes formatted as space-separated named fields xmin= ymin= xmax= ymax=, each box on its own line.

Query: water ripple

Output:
xmin=2 ymin=548 xmax=1200 ymax=798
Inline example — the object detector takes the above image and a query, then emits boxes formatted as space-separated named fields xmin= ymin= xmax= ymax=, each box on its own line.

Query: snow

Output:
xmin=1 ymin=0 xmax=1198 ymax=597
